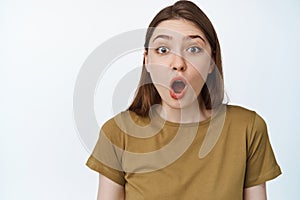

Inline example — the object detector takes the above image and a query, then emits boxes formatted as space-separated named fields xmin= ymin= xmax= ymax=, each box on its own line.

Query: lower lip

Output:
xmin=170 ymin=87 xmax=187 ymax=99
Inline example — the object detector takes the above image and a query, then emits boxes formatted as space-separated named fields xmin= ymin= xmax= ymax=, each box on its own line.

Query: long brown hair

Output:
xmin=128 ymin=0 xmax=225 ymax=117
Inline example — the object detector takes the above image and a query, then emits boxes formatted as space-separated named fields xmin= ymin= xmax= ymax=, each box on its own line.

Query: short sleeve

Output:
xmin=244 ymin=112 xmax=282 ymax=188
xmin=86 ymin=118 xmax=126 ymax=186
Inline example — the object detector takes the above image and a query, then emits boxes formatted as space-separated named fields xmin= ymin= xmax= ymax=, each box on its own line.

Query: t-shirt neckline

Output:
xmin=149 ymin=104 xmax=226 ymax=128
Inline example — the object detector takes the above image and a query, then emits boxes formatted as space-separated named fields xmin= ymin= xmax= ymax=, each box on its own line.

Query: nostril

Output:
xmin=172 ymin=66 xmax=185 ymax=71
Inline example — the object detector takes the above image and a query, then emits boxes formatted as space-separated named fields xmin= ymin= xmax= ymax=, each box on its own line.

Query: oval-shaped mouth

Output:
xmin=172 ymin=80 xmax=186 ymax=93
xmin=170 ymin=77 xmax=187 ymax=99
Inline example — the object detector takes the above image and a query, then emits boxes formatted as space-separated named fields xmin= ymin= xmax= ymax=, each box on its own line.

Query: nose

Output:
xmin=171 ymin=53 xmax=187 ymax=72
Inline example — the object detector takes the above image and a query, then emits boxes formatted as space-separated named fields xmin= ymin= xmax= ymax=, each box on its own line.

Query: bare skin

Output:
xmin=96 ymin=19 xmax=268 ymax=199
xmin=244 ymin=183 xmax=267 ymax=200
xmin=145 ymin=19 xmax=214 ymax=124
xmin=96 ymin=174 xmax=267 ymax=200
xmin=97 ymin=174 xmax=124 ymax=200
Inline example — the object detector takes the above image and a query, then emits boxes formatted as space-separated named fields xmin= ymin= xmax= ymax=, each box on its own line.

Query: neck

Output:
xmin=158 ymin=100 xmax=211 ymax=123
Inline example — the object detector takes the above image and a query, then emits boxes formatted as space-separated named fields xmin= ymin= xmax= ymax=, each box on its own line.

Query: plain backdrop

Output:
xmin=1 ymin=0 xmax=299 ymax=199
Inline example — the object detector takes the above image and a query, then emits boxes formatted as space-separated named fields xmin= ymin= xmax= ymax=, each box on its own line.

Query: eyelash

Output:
xmin=156 ymin=46 xmax=169 ymax=54
xmin=187 ymin=46 xmax=202 ymax=53
xmin=155 ymin=46 xmax=202 ymax=54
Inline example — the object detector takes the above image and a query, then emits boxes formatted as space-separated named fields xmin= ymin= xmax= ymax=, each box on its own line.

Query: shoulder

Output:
xmin=226 ymin=104 xmax=255 ymax=118
xmin=226 ymin=104 xmax=265 ymax=123
xmin=225 ymin=104 xmax=269 ymax=145
xmin=225 ymin=104 xmax=267 ymax=133
xmin=101 ymin=110 xmax=150 ymax=136
xmin=99 ymin=110 xmax=153 ymax=148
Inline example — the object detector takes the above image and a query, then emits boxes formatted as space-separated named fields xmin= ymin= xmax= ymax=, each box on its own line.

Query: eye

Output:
xmin=187 ymin=46 xmax=202 ymax=53
xmin=156 ymin=46 xmax=169 ymax=54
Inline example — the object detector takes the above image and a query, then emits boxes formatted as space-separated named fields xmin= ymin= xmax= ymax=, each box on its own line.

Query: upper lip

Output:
xmin=170 ymin=76 xmax=187 ymax=89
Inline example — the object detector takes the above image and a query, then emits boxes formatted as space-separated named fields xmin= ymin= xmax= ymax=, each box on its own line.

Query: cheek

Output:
xmin=147 ymin=53 xmax=170 ymax=67
xmin=186 ymin=64 xmax=208 ymax=94
xmin=147 ymin=63 xmax=171 ymax=89
xmin=146 ymin=54 xmax=173 ymax=87
xmin=188 ymin=56 xmax=211 ymax=80
xmin=189 ymin=71 xmax=205 ymax=91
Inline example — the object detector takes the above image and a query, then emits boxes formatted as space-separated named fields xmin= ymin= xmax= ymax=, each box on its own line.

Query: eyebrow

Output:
xmin=152 ymin=34 xmax=206 ymax=44
xmin=152 ymin=34 xmax=172 ymax=42
xmin=185 ymin=35 xmax=206 ymax=44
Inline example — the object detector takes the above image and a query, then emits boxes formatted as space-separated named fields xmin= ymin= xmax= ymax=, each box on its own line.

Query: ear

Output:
xmin=144 ymin=50 xmax=150 ymax=72
xmin=208 ymin=59 xmax=215 ymax=74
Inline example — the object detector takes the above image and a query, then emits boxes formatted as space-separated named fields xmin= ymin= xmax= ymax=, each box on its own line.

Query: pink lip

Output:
xmin=169 ymin=76 xmax=187 ymax=100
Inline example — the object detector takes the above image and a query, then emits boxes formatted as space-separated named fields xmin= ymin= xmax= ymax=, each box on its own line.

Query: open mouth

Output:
xmin=170 ymin=77 xmax=187 ymax=99
xmin=172 ymin=80 xmax=186 ymax=93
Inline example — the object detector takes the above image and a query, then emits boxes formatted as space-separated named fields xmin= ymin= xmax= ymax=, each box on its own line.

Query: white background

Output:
xmin=1 ymin=0 xmax=299 ymax=199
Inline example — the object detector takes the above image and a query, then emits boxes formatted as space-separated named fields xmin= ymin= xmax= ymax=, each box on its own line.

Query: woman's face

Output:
xmin=145 ymin=19 xmax=214 ymax=109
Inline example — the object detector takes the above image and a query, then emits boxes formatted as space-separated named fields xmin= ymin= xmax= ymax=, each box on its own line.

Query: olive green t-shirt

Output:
xmin=86 ymin=104 xmax=281 ymax=199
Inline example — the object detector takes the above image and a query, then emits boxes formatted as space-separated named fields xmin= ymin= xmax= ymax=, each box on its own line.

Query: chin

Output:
xmin=162 ymin=96 xmax=199 ymax=110
xmin=157 ymin=86 xmax=201 ymax=110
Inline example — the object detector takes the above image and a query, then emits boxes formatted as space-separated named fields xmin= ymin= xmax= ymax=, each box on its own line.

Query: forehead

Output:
xmin=151 ymin=19 xmax=207 ymax=41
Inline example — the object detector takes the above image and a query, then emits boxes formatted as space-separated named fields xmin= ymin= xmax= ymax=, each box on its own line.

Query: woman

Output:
xmin=86 ymin=1 xmax=281 ymax=199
